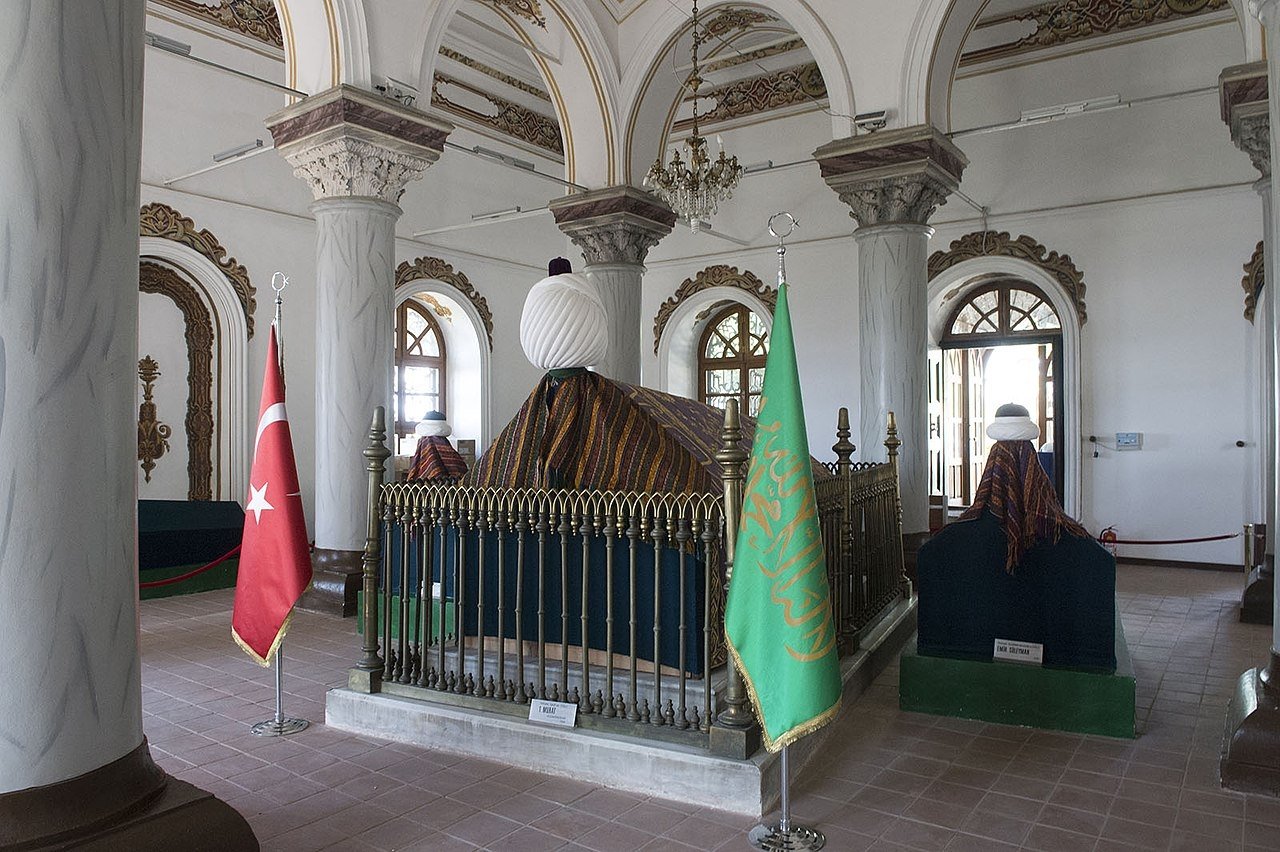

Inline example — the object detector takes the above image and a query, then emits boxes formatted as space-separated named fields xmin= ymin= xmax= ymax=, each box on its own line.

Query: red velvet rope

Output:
xmin=139 ymin=545 xmax=242 ymax=589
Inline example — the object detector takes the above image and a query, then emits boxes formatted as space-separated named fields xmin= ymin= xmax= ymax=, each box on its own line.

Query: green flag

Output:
xmin=724 ymin=281 xmax=841 ymax=752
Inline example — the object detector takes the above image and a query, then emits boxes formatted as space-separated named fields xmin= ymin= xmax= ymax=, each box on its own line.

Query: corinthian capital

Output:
xmin=814 ymin=125 xmax=967 ymax=228
xmin=549 ymin=185 xmax=676 ymax=266
xmin=266 ymin=84 xmax=453 ymax=204
xmin=1220 ymin=62 xmax=1270 ymax=179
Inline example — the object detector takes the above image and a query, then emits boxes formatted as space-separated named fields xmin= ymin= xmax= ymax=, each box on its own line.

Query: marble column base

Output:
xmin=1240 ymin=560 xmax=1274 ymax=625
xmin=0 ymin=740 xmax=256 ymax=851
xmin=298 ymin=548 xmax=364 ymax=617
xmin=1221 ymin=654 xmax=1280 ymax=795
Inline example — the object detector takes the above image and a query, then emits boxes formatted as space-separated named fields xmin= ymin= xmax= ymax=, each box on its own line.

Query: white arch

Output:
xmin=412 ymin=0 xmax=622 ymax=185
xmin=139 ymin=237 xmax=251 ymax=502
xmin=902 ymin=0 xmax=1259 ymax=131
xmin=620 ymin=0 xmax=856 ymax=183
xmin=655 ymin=286 xmax=774 ymax=400
xmin=928 ymin=256 xmax=1083 ymax=519
xmin=394 ymin=277 xmax=493 ymax=449
xmin=275 ymin=0 xmax=371 ymax=94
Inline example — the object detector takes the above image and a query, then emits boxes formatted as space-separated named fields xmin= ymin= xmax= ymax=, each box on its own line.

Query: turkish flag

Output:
xmin=232 ymin=325 xmax=312 ymax=665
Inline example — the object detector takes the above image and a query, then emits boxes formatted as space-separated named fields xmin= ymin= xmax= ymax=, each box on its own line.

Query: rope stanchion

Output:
xmin=139 ymin=545 xmax=242 ymax=589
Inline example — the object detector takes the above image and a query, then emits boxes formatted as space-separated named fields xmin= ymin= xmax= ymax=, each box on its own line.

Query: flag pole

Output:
xmin=747 ymin=215 xmax=826 ymax=852
xmin=250 ymin=272 xmax=309 ymax=738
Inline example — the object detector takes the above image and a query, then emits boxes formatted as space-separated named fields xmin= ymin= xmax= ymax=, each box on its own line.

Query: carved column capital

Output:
xmin=266 ymin=84 xmax=453 ymax=203
xmin=1221 ymin=62 xmax=1270 ymax=179
xmin=813 ymin=125 xmax=967 ymax=228
xmin=549 ymin=185 xmax=676 ymax=266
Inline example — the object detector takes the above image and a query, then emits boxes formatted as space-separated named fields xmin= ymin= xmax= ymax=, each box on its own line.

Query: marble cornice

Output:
xmin=549 ymin=187 xmax=676 ymax=267
xmin=266 ymin=85 xmax=455 ymax=203
xmin=1219 ymin=62 xmax=1269 ymax=177
xmin=266 ymin=85 xmax=453 ymax=153
xmin=814 ymin=126 xmax=968 ymax=227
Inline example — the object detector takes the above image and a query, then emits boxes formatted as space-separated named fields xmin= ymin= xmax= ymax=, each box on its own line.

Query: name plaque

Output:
xmin=993 ymin=638 xmax=1044 ymax=665
xmin=529 ymin=699 xmax=578 ymax=728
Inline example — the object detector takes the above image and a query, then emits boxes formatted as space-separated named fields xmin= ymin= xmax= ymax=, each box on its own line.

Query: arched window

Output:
xmin=698 ymin=303 xmax=769 ymax=415
xmin=394 ymin=299 xmax=446 ymax=438
xmin=943 ymin=281 xmax=1061 ymax=342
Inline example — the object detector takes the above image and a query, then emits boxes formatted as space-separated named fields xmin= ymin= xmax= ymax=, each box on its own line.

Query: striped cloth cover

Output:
xmin=407 ymin=435 xmax=469 ymax=482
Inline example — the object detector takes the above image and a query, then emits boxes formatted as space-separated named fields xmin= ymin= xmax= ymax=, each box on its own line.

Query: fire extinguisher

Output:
xmin=1099 ymin=526 xmax=1118 ymax=557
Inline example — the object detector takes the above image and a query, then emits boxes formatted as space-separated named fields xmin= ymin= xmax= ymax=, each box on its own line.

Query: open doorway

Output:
xmin=929 ymin=280 xmax=1064 ymax=519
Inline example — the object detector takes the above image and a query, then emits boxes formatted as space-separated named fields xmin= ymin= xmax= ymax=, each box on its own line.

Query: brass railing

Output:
xmin=351 ymin=402 xmax=908 ymax=751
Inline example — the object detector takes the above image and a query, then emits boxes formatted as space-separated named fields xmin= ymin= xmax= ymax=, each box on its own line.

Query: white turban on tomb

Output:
xmin=520 ymin=261 xmax=609 ymax=371
xmin=415 ymin=410 xmax=452 ymax=438
xmin=986 ymin=402 xmax=1040 ymax=442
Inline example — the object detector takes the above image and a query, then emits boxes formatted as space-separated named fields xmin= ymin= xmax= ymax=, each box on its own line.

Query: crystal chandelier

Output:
xmin=643 ymin=0 xmax=744 ymax=231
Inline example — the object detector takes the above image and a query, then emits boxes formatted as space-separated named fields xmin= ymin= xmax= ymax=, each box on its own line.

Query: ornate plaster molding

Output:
xmin=395 ymin=256 xmax=495 ymax=351
xmin=152 ymin=0 xmax=282 ymax=48
xmin=438 ymin=47 xmax=551 ymax=101
xmin=489 ymin=0 xmax=546 ymax=28
xmin=549 ymin=186 xmax=676 ymax=266
xmin=140 ymin=202 xmax=256 ymax=338
xmin=674 ymin=62 xmax=826 ymax=131
xmin=928 ymin=231 xmax=1088 ymax=324
xmin=139 ymin=262 xmax=215 ymax=501
xmin=815 ymin=126 xmax=968 ymax=227
xmin=432 ymin=73 xmax=562 ymax=155
xmin=652 ymin=265 xmax=776 ymax=353
xmin=704 ymin=38 xmax=804 ymax=73
xmin=1220 ymin=63 xmax=1270 ymax=178
xmin=266 ymin=85 xmax=453 ymax=203
xmin=961 ymin=0 xmax=1230 ymax=67
xmin=1244 ymin=240 xmax=1265 ymax=323
xmin=699 ymin=8 xmax=778 ymax=42
xmin=284 ymin=136 xmax=437 ymax=203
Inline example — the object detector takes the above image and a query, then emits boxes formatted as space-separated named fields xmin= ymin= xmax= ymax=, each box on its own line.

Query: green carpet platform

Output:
xmin=900 ymin=612 xmax=1135 ymax=738
xmin=138 ymin=500 xmax=243 ymax=599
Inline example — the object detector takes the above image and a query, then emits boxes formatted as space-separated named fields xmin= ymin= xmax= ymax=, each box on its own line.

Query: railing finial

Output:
xmin=833 ymin=407 xmax=855 ymax=475
xmin=716 ymin=398 xmax=755 ymax=731
xmin=884 ymin=410 xmax=901 ymax=462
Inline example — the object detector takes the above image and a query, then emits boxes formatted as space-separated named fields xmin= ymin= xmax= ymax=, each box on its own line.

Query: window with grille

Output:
xmin=394 ymin=299 xmax=446 ymax=438
xmin=697 ymin=303 xmax=769 ymax=416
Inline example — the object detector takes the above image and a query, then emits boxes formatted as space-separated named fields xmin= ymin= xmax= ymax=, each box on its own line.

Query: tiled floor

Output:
xmin=141 ymin=565 xmax=1280 ymax=851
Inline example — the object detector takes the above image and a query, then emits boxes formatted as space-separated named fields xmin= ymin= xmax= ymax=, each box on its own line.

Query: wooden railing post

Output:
xmin=884 ymin=411 xmax=908 ymax=588
xmin=716 ymin=399 xmax=755 ymax=730
xmin=353 ymin=406 xmax=390 ymax=692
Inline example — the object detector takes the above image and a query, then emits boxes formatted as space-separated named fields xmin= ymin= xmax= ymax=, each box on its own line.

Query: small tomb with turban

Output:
xmin=407 ymin=410 xmax=468 ymax=483
xmin=915 ymin=403 xmax=1117 ymax=672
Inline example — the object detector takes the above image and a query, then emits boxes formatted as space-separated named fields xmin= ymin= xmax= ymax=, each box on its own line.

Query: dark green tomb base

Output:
xmin=356 ymin=591 xmax=455 ymax=640
xmin=899 ymin=618 xmax=1135 ymax=739
xmin=139 ymin=559 xmax=239 ymax=600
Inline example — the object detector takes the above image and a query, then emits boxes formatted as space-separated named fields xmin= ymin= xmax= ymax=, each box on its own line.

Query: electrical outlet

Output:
xmin=1115 ymin=432 xmax=1142 ymax=450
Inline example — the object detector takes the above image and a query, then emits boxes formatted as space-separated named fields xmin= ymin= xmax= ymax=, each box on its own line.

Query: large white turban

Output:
xmin=414 ymin=410 xmax=452 ymax=438
xmin=986 ymin=402 xmax=1040 ymax=442
xmin=520 ymin=269 xmax=609 ymax=371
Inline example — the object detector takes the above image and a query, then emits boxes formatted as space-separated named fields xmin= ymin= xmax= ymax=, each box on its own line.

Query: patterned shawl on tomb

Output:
xmin=958 ymin=440 xmax=1089 ymax=573
xmin=466 ymin=370 xmax=833 ymax=495
xmin=407 ymin=435 xmax=468 ymax=482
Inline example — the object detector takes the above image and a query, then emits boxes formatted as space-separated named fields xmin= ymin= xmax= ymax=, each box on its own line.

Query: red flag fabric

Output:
xmin=232 ymin=325 xmax=312 ymax=666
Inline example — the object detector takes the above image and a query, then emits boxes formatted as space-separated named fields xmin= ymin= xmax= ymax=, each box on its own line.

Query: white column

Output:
xmin=549 ymin=186 xmax=675 ymax=385
xmin=0 ymin=0 xmax=146 ymax=792
xmin=855 ymin=224 xmax=934 ymax=534
xmin=585 ymin=264 xmax=644 ymax=384
xmin=267 ymin=88 xmax=451 ymax=577
xmin=312 ymin=198 xmax=399 ymax=551
xmin=1260 ymin=180 xmax=1276 ymax=545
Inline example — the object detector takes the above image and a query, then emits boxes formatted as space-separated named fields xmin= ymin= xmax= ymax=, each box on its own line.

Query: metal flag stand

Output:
xmin=746 ymin=214 xmax=826 ymax=852
xmin=250 ymin=272 xmax=310 ymax=738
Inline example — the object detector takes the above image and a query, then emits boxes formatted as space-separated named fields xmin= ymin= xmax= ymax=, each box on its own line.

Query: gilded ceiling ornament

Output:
xmin=1243 ymin=241 xmax=1265 ymax=323
xmin=961 ymin=0 xmax=1228 ymax=66
xmin=396 ymin=257 xmax=495 ymax=351
xmin=152 ymin=0 xmax=283 ymax=48
xmin=438 ymin=47 xmax=552 ymax=101
xmin=698 ymin=8 xmax=779 ymax=43
xmin=431 ymin=73 xmax=563 ymax=155
xmin=137 ymin=356 xmax=172 ymax=484
xmin=488 ymin=0 xmax=547 ymax=28
xmin=653 ymin=265 xmax=777 ymax=353
xmin=421 ymin=293 xmax=455 ymax=322
xmin=140 ymin=202 xmax=257 ymax=338
xmin=675 ymin=62 xmax=826 ymax=130
xmin=928 ymin=231 xmax=1088 ymax=324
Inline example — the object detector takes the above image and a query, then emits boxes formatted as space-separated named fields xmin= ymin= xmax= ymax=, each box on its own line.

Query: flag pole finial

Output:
xmin=768 ymin=212 xmax=798 ymax=288
xmin=271 ymin=272 xmax=289 ymax=328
